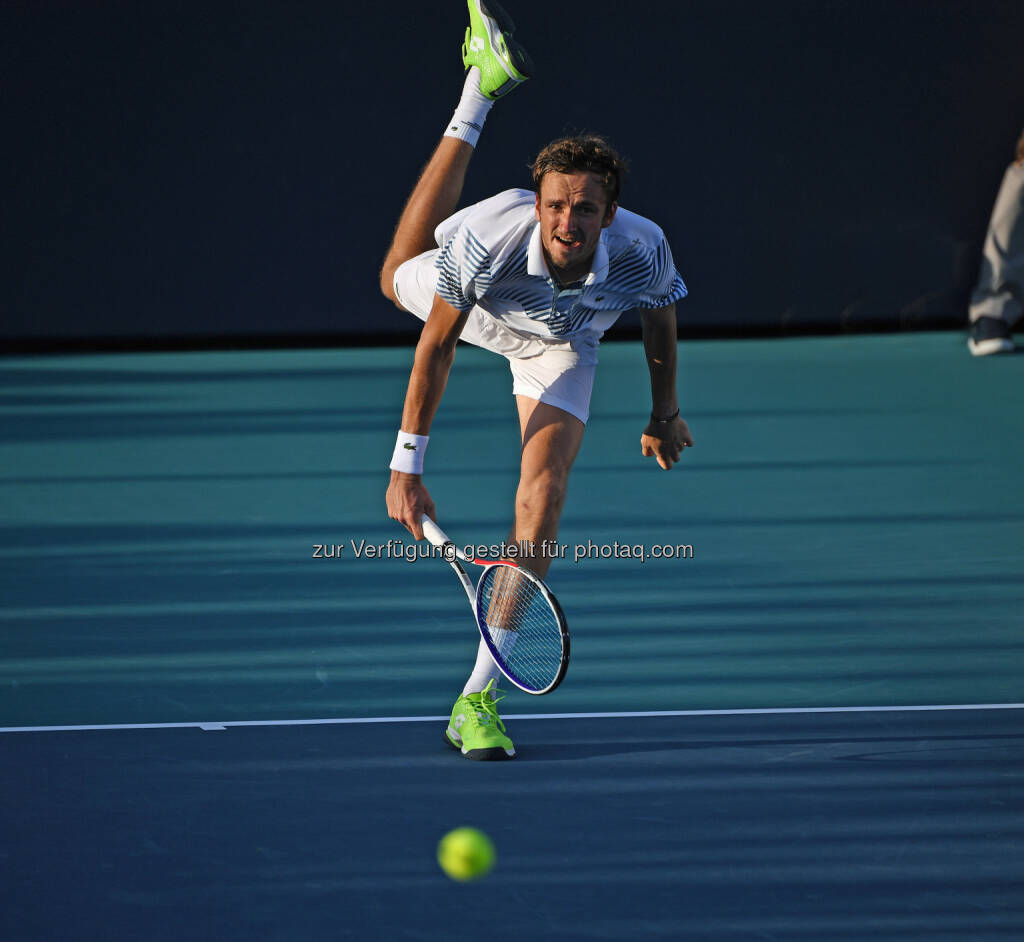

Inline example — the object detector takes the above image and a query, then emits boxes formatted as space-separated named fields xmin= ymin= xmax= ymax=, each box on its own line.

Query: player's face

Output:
xmin=535 ymin=171 xmax=617 ymax=283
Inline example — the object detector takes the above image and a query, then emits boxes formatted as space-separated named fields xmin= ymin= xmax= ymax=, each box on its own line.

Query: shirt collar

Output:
xmin=527 ymin=223 xmax=610 ymax=286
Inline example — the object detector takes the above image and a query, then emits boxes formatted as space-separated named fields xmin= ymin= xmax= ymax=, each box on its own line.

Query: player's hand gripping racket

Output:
xmin=421 ymin=515 xmax=569 ymax=695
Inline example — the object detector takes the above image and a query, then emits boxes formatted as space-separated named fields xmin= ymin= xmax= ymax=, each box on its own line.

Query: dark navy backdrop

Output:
xmin=3 ymin=0 xmax=1022 ymax=344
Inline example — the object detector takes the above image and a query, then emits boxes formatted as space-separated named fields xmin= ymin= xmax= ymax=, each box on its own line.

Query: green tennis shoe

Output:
xmin=462 ymin=0 xmax=534 ymax=100
xmin=446 ymin=679 xmax=516 ymax=760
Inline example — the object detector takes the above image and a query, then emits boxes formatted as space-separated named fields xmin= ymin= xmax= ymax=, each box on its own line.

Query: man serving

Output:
xmin=381 ymin=0 xmax=693 ymax=760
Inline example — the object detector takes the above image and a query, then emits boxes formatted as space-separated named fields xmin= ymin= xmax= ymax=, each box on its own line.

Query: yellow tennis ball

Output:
xmin=437 ymin=827 xmax=496 ymax=882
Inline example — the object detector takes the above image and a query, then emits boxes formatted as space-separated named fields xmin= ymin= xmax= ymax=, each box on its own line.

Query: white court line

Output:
xmin=2 ymin=702 xmax=1022 ymax=733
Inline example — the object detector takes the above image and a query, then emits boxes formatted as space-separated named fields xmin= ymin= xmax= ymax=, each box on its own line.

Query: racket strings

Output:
xmin=477 ymin=565 xmax=563 ymax=692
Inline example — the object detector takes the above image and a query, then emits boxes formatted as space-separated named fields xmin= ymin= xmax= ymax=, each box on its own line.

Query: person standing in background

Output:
xmin=967 ymin=128 xmax=1024 ymax=356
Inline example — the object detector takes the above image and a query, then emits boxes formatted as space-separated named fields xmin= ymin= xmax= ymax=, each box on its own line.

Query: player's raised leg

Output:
xmin=379 ymin=0 xmax=533 ymax=306
xmin=379 ymin=138 xmax=474 ymax=307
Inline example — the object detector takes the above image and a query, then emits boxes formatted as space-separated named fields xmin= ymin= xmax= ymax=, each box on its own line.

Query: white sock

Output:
xmin=444 ymin=67 xmax=494 ymax=148
xmin=461 ymin=629 xmax=517 ymax=697
xmin=462 ymin=637 xmax=501 ymax=696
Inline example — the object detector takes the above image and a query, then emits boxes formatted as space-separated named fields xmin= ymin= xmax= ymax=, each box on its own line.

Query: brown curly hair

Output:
xmin=531 ymin=135 xmax=627 ymax=207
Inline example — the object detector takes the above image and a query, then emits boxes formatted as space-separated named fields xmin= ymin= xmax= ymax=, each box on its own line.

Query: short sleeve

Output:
xmin=637 ymin=237 xmax=688 ymax=309
xmin=434 ymin=226 xmax=494 ymax=313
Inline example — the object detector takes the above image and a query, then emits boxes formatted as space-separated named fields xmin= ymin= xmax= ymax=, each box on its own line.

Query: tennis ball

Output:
xmin=437 ymin=827 xmax=496 ymax=882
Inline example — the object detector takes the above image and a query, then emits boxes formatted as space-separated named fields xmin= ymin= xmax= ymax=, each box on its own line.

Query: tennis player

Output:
xmin=382 ymin=0 xmax=692 ymax=760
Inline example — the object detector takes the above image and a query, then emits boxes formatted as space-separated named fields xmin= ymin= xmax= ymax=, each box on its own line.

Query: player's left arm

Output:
xmin=639 ymin=303 xmax=694 ymax=470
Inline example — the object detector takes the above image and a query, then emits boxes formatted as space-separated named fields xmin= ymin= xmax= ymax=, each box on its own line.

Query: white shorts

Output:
xmin=393 ymin=249 xmax=598 ymax=424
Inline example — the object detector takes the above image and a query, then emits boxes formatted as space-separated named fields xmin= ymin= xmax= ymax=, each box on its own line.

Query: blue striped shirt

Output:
xmin=432 ymin=189 xmax=687 ymax=341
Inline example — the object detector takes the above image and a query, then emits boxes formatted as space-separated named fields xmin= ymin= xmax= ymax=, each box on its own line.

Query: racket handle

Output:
xmin=420 ymin=515 xmax=451 ymax=548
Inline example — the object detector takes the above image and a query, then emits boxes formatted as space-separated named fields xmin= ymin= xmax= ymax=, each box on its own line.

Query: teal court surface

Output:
xmin=1 ymin=332 xmax=1023 ymax=940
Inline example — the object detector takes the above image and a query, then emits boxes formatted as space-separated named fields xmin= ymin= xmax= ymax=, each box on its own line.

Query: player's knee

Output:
xmin=516 ymin=470 xmax=568 ymax=521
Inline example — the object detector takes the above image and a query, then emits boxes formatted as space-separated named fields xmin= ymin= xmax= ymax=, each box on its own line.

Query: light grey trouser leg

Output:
xmin=969 ymin=163 xmax=1024 ymax=327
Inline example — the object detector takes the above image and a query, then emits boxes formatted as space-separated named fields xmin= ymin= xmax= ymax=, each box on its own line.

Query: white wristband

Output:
xmin=390 ymin=431 xmax=429 ymax=474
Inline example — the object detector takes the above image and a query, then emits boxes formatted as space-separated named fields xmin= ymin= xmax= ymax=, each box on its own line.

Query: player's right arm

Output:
xmin=386 ymin=293 xmax=471 ymax=540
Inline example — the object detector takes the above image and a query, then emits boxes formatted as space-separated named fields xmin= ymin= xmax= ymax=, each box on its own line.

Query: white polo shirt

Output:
xmin=432 ymin=188 xmax=687 ymax=343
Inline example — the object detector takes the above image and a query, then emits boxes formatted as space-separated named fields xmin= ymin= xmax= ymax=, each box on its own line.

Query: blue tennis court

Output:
xmin=2 ymin=332 xmax=1023 ymax=939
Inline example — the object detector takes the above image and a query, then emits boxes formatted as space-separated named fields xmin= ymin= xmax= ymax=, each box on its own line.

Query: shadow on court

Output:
xmin=3 ymin=710 xmax=1022 ymax=941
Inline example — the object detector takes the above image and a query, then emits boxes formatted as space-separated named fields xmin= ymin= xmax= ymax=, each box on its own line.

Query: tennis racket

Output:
xmin=421 ymin=515 xmax=570 ymax=695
